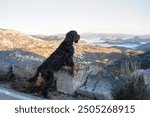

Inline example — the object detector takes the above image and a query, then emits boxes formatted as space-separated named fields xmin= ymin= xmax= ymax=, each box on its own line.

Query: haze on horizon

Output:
xmin=0 ymin=0 xmax=150 ymax=35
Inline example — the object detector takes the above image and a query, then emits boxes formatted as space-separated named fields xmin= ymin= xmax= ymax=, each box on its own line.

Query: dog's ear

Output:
xmin=66 ymin=30 xmax=77 ymax=39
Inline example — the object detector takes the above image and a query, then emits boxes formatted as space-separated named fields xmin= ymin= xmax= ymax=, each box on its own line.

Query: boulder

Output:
xmin=56 ymin=63 xmax=101 ymax=95
xmin=0 ymin=49 xmax=45 ymax=80
xmin=77 ymin=75 xmax=124 ymax=100
xmin=136 ymin=51 xmax=150 ymax=69
xmin=141 ymin=69 xmax=150 ymax=97
xmin=93 ymin=78 xmax=113 ymax=100
xmin=77 ymin=75 xmax=99 ymax=98
xmin=132 ymin=69 xmax=150 ymax=99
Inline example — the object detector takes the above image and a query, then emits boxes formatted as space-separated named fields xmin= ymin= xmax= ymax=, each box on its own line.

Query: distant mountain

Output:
xmin=80 ymin=33 xmax=150 ymax=49
xmin=31 ymin=35 xmax=63 ymax=41
xmin=136 ymin=43 xmax=150 ymax=52
xmin=103 ymin=36 xmax=150 ymax=45
xmin=80 ymin=33 xmax=134 ymax=39
xmin=36 ymin=32 xmax=134 ymax=39
xmin=32 ymin=32 xmax=150 ymax=49
xmin=32 ymin=32 xmax=150 ymax=43
xmin=0 ymin=28 xmax=48 ymax=50
xmin=0 ymin=28 xmax=148 ymax=57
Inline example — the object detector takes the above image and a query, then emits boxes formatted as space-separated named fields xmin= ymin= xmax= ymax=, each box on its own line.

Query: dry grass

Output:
xmin=115 ymin=57 xmax=148 ymax=100
xmin=120 ymin=56 xmax=141 ymax=78
xmin=115 ymin=76 xmax=148 ymax=100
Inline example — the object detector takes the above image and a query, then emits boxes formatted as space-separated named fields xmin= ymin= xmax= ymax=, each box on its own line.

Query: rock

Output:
xmin=143 ymin=69 xmax=150 ymax=82
xmin=135 ymin=51 xmax=150 ymax=69
xmin=93 ymin=78 xmax=113 ymax=100
xmin=132 ymin=69 xmax=150 ymax=99
xmin=77 ymin=75 xmax=99 ymax=98
xmin=56 ymin=63 xmax=101 ymax=95
xmin=131 ymin=69 xmax=145 ymax=77
xmin=77 ymin=75 xmax=124 ymax=100
xmin=0 ymin=49 xmax=45 ymax=80
xmin=142 ymin=69 xmax=150 ymax=92
xmin=103 ymin=51 xmax=150 ymax=77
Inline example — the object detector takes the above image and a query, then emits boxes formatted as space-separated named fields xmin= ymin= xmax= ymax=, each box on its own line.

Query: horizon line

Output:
xmin=0 ymin=27 xmax=150 ymax=36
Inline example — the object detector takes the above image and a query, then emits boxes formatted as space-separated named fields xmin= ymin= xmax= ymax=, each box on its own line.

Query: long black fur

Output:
xmin=28 ymin=30 xmax=80 ymax=98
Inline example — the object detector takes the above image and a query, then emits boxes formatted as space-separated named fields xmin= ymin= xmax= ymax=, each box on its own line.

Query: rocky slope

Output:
xmin=0 ymin=28 xmax=45 ymax=49
xmin=0 ymin=28 xmax=60 ymax=57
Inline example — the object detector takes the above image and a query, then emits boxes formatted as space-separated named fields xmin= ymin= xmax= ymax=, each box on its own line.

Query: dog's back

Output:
xmin=43 ymin=41 xmax=74 ymax=71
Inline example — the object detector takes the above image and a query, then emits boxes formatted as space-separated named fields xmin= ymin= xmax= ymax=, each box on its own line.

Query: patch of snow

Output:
xmin=9 ymin=51 xmax=43 ymax=62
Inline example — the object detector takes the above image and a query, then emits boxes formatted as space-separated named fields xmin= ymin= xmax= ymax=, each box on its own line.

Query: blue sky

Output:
xmin=0 ymin=0 xmax=150 ymax=34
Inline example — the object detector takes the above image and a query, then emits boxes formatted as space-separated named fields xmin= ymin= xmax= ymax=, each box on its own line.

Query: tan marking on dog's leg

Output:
xmin=35 ymin=72 xmax=45 ymax=87
xmin=70 ymin=66 xmax=80 ymax=72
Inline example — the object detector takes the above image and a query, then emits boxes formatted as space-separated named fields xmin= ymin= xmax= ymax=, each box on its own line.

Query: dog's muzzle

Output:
xmin=74 ymin=34 xmax=80 ymax=43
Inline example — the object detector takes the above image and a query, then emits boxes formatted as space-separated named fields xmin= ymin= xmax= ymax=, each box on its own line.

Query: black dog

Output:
xmin=28 ymin=30 xmax=80 ymax=98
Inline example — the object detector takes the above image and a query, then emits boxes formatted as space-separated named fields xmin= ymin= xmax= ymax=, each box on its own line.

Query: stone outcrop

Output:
xmin=77 ymin=76 xmax=124 ymax=100
xmin=56 ymin=63 xmax=101 ymax=95
xmin=132 ymin=69 xmax=150 ymax=98
xmin=0 ymin=49 xmax=44 ymax=80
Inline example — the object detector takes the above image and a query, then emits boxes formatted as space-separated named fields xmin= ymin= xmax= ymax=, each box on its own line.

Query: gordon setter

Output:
xmin=28 ymin=30 xmax=80 ymax=98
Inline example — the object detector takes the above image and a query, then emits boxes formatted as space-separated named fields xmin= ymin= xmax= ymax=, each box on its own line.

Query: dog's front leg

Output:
xmin=41 ymin=81 xmax=51 ymax=98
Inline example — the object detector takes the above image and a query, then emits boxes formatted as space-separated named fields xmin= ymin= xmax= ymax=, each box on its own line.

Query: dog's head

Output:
xmin=65 ymin=30 xmax=80 ymax=44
